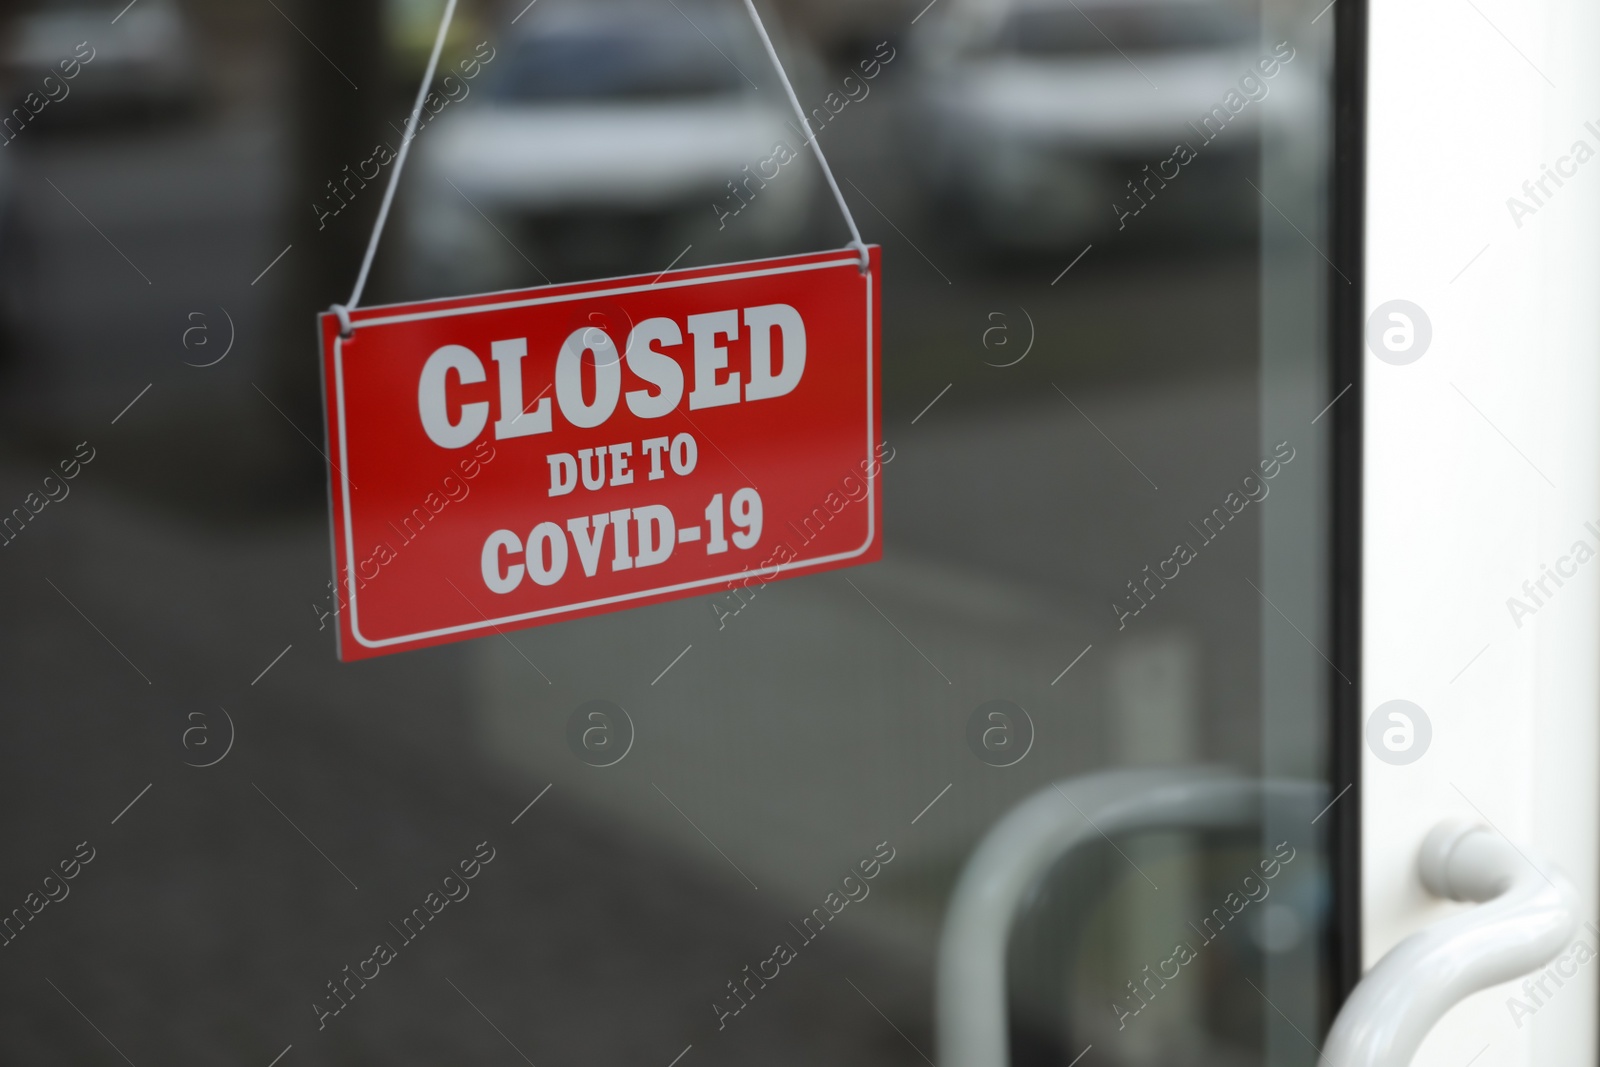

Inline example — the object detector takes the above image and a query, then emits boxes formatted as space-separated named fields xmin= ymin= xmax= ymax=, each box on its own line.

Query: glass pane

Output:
xmin=0 ymin=0 xmax=1336 ymax=1064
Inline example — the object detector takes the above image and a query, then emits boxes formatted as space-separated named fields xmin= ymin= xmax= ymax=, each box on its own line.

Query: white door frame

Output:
xmin=1362 ymin=0 xmax=1600 ymax=1062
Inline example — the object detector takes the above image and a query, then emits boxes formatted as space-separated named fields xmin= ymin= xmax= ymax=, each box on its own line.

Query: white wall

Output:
xmin=1364 ymin=0 xmax=1600 ymax=1063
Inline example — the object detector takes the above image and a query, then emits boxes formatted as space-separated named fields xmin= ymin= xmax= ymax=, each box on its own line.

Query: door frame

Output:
xmin=1351 ymin=0 xmax=1600 ymax=1062
xmin=1330 ymin=0 xmax=1368 ymax=1013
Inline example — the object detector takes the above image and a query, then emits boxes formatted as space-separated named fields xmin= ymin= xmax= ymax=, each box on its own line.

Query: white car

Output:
xmin=908 ymin=0 xmax=1307 ymax=250
xmin=406 ymin=0 xmax=818 ymax=292
xmin=4 ymin=0 xmax=202 ymax=120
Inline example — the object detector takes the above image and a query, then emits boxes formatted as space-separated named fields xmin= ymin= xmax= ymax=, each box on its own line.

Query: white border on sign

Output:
xmin=332 ymin=254 xmax=877 ymax=650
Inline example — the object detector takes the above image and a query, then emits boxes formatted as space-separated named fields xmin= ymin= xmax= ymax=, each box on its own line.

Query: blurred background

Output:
xmin=0 ymin=0 xmax=1337 ymax=1064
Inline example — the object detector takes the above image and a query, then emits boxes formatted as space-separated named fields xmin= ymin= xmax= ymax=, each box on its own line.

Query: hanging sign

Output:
xmin=319 ymin=247 xmax=883 ymax=661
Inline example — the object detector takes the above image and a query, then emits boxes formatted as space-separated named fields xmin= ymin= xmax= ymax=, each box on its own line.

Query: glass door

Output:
xmin=0 ymin=0 xmax=1352 ymax=1063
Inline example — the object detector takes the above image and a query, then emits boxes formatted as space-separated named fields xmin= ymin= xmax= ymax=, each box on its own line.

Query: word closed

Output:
xmin=320 ymin=248 xmax=882 ymax=660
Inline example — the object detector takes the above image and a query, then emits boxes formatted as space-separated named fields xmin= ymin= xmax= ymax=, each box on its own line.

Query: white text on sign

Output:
xmin=481 ymin=489 xmax=764 ymax=593
xmin=417 ymin=303 xmax=805 ymax=448
xmin=546 ymin=433 xmax=698 ymax=496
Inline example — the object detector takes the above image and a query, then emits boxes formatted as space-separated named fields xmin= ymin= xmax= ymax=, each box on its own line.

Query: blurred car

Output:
xmin=907 ymin=0 xmax=1298 ymax=251
xmin=406 ymin=0 xmax=818 ymax=291
xmin=4 ymin=0 xmax=202 ymax=121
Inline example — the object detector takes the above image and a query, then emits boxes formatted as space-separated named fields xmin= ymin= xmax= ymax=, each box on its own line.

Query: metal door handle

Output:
xmin=1325 ymin=819 xmax=1578 ymax=1066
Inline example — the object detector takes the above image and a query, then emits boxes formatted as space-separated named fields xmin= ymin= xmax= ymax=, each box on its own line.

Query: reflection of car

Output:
xmin=909 ymin=0 xmax=1293 ymax=250
xmin=4 ymin=0 xmax=202 ymax=120
xmin=406 ymin=0 xmax=817 ymax=291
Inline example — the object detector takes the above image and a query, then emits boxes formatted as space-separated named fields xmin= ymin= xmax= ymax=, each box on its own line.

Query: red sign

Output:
xmin=319 ymin=248 xmax=883 ymax=661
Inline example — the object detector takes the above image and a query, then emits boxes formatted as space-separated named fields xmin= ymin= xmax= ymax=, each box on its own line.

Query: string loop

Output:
xmin=332 ymin=0 xmax=870 ymax=339
xmin=331 ymin=0 xmax=460 ymax=337
xmin=739 ymin=0 xmax=870 ymax=274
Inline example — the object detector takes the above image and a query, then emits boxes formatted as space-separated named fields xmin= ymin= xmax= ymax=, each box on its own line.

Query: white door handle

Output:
xmin=936 ymin=768 xmax=1324 ymax=1067
xmin=1324 ymin=819 xmax=1579 ymax=1066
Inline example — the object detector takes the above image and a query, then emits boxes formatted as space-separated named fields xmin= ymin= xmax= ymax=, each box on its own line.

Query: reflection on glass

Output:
xmin=0 ymin=0 xmax=1337 ymax=1062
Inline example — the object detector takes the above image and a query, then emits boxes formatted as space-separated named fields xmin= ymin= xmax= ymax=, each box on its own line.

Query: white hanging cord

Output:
xmin=740 ymin=0 xmax=870 ymax=274
xmin=332 ymin=0 xmax=864 ymax=338
xmin=332 ymin=0 xmax=459 ymax=337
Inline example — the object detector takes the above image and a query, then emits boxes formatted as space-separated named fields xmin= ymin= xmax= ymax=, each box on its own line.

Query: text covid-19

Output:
xmin=403 ymin=301 xmax=845 ymax=594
